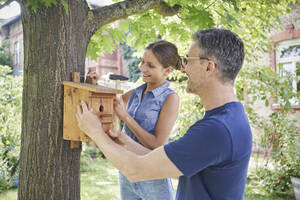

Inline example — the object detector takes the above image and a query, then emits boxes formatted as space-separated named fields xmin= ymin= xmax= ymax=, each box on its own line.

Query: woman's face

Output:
xmin=139 ymin=49 xmax=171 ymax=84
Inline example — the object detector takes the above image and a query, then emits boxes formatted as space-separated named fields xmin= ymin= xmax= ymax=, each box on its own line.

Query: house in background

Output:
xmin=255 ymin=2 xmax=300 ymax=114
xmin=270 ymin=2 xmax=300 ymax=112
xmin=0 ymin=1 xmax=128 ymax=78
xmin=0 ymin=14 xmax=23 ymax=75
xmin=85 ymin=41 xmax=127 ymax=79
xmin=249 ymin=2 xmax=300 ymax=149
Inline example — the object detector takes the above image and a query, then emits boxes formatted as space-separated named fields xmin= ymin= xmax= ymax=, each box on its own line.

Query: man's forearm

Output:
xmin=76 ymin=100 xmax=152 ymax=180
xmin=90 ymin=129 xmax=145 ymax=181
xmin=121 ymin=133 xmax=151 ymax=155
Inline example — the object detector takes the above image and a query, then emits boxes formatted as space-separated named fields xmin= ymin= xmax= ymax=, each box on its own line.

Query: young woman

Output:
xmin=113 ymin=40 xmax=182 ymax=200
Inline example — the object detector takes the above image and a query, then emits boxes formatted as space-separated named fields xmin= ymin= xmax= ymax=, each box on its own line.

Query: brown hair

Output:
xmin=145 ymin=40 xmax=182 ymax=70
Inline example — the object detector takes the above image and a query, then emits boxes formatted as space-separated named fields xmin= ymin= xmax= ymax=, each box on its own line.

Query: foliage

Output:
xmin=236 ymin=64 xmax=300 ymax=194
xmin=23 ymin=0 xmax=69 ymax=12
xmin=87 ymin=0 xmax=296 ymax=63
xmin=81 ymin=143 xmax=105 ymax=162
xmin=0 ymin=65 xmax=22 ymax=192
xmin=256 ymin=112 xmax=300 ymax=194
xmin=86 ymin=0 xmax=299 ymax=147
xmin=0 ymin=42 xmax=13 ymax=71
xmin=246 ymin=168 xmax=295 ymax=199
xmin=120 ymin=43 xmax=141 ymax=82
xmin=236 ymin=64 xmax=299 ymax=113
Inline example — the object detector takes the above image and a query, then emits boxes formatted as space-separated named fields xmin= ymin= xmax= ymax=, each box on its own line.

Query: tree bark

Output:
xmin=17 ymin=0 xmax=180 ymax=199
xmin=18 ymin=1 xmax=90 ymax=199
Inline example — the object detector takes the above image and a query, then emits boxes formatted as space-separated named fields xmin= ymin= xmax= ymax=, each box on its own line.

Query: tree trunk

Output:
xmin=16 ymin=0 xmax=178 ymax=198
xmin=18 ymin=1 xmax=91 ymax=199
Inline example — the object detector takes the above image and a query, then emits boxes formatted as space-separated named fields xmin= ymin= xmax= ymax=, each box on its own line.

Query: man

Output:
xmin=76 ymin=28 xmax=252 ymax=200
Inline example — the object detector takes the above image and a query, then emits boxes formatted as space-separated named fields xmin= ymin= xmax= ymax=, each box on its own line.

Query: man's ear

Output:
xmin=206 ymin=61 xmax=217 ymax=72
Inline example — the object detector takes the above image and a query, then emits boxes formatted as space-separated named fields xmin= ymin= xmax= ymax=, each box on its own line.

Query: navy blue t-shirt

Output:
xmin=164 ymin=102 xmax=252 ymax=200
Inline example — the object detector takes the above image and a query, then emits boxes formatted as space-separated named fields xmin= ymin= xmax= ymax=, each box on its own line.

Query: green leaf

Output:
xmin=102 ymin=35 xmax=115 ymax=54
xmin=26 ymin=0 xmax=39 ymax=11
xmin=181 ymin=5 xmax=214 ymax=29
xmin=223 ymin=0 xmax=239 ymax=11
xmin=119 ymin=20 xmax=130 ymax=33
xmin=265 ymin=99 xmax=269 ymax=107
xmin=61 ymin=0 xmax=69 ymax=14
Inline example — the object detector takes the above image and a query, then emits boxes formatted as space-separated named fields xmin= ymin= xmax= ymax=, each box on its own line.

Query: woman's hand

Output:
xmin=85 ymin=70 xmax=99 ymax=84
xmin=113 ymin=97 xmax=128 ymax=121
xmin=76 ymin=100 xmax=103 ymax=139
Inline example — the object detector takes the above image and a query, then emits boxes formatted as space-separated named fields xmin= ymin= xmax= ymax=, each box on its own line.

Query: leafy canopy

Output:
xmin=1 ymin=0 xmax=296 ymax=61
xmin=87 ymin=0 xmax=297 ymax=63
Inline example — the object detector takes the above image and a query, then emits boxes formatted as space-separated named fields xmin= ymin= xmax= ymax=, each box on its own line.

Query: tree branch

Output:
xmin=204 ymin=0 xmax=217 ymax=10
xmin=154 ymin=1 xmax=180 ymax=16
xmin=89 ymin=0 xmax=180 ymax=35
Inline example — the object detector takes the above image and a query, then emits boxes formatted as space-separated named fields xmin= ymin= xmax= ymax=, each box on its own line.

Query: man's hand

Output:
xmin=76 ymin=100 xmax=103 ymax=139
xmin=113 ymin=97 xmax=128 ymax=120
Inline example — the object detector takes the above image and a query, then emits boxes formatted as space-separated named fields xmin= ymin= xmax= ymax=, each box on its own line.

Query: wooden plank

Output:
xmin=63 ymin=81 xmax=123 ymax=94
xmin=63 ymin=85 xmax=91 ymax=143
xmin=91 ymin=97 xmax=113 ymax=115
xmin=70 ymin=72 xmax=81 ymax=148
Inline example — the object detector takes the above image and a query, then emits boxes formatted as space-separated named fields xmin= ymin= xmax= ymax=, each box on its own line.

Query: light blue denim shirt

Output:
xmin=123 ymin=81 xmax=175 ymax=143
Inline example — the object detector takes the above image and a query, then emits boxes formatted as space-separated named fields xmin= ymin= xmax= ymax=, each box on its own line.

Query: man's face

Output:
xmin=182 ymin=42 xmax=210 ymax=95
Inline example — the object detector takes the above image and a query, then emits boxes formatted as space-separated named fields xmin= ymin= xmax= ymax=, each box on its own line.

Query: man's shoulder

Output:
xmin=191 ymin=118 xmax=228 ymax=130
xmin=187 ymin=118 xmax=231 ymax=141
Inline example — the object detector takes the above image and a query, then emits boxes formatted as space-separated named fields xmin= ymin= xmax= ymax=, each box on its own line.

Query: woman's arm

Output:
xmin=114 ymin=93 xmax=179 ymax=150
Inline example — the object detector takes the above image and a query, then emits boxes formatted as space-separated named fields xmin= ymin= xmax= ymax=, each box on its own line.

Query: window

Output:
xmin=14 ymin=41 xmax=20 ymax=65
xmin=276 ymin=39 xmax=300 ymax=105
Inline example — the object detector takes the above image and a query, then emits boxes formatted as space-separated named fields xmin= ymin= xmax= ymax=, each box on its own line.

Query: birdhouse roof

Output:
xmin=63 ymin=81 xmax=123 ymax=94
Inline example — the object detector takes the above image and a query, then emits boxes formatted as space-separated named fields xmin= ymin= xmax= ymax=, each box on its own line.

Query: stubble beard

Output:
xmin=186 ymin=81 xmax=194 ymax=94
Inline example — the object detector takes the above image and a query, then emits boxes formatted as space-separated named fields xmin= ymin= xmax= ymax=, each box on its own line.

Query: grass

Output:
xmin=80 ymin=157 xmax=179 ymax=200
xmin=0 ymin=157 xmax=295 ymax=200
xmin=80 ymin=158 xmax=120 ymax=200
xmin=0 ymin=189 xmax=17 ymax=200
xmin=244 ymin=185 xmax=294 ymax=200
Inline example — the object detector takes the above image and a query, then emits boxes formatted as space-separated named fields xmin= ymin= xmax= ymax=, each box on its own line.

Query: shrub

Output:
xmin=258 ymin=112 xmax=300 ymax=194
xmin=0 ymin=65 xmax=22 ymax=192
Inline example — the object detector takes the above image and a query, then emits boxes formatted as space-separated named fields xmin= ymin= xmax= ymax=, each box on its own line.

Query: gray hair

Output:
xmin=193 ymin=28 xmax=244 ymax=83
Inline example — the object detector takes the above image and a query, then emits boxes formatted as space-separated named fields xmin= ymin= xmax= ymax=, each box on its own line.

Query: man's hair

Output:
xmin=193 ymin=28 xmax=244 ymax=82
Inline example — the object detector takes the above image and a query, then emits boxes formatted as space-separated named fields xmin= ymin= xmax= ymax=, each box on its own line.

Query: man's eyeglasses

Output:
xmin=180 ymin=56 xmax=210 ymax=67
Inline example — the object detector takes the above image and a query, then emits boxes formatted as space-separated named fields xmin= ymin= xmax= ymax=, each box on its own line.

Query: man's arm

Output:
xmin=108 ymin=130 xmax=150 ymax=155
xmin=76 ymin=101 xmax=183 ymax=182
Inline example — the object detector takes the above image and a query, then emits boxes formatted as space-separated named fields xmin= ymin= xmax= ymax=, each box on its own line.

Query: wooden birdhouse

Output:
xmin=63 ymin=81 xmax=123 ymax=142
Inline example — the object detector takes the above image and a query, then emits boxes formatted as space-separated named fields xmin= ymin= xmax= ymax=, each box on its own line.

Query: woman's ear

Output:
xmin=165 ymin=66 xmax=173 ymax=76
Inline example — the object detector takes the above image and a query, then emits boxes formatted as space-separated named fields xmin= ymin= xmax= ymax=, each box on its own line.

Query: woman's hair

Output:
xmin=145 ymin=40 xmax=182 ymax=70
